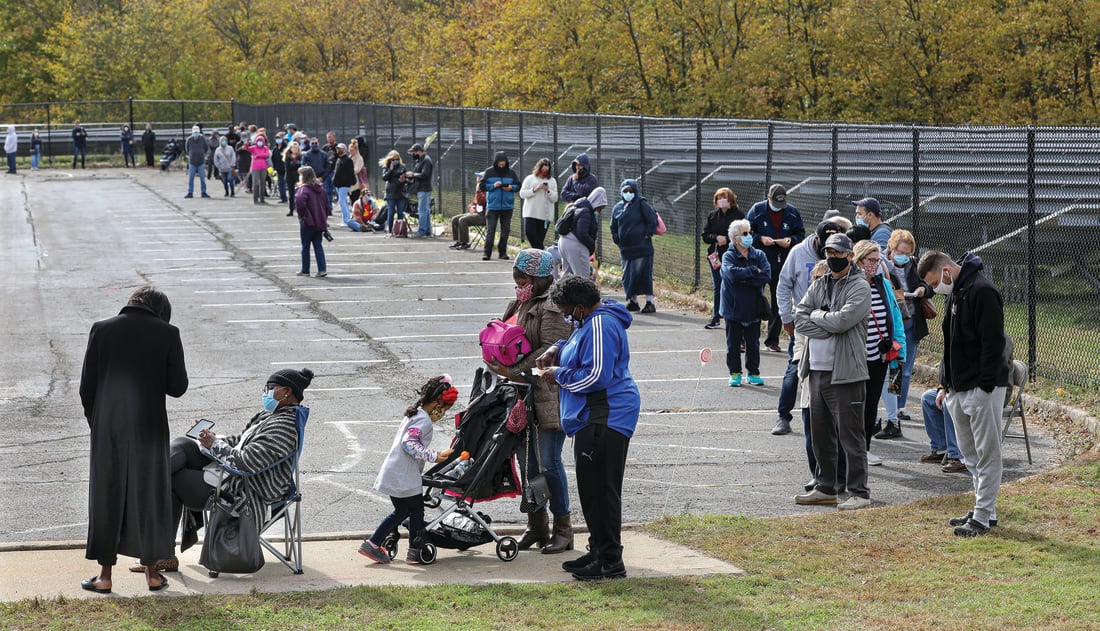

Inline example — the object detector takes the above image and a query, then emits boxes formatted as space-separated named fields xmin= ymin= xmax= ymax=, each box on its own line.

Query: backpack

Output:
xmin=555 ymin=204 xmax=577 ymax=236
xmin=479 ymin=319 xmax=533 ymax=367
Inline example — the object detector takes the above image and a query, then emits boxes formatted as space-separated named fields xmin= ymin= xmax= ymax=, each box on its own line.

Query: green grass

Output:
xmin=5 ymin=449 xmax=1099 ymax=630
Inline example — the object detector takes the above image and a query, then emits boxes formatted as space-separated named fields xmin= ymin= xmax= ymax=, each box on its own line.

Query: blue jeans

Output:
xmin=220 ymin=170 xmax=235 ymax=195
xmin=709 ymin=264 xmax=722 ymax=318
xmin=72 ymin=146 xmax=86 ymax=168
xmin=277 ymin=171 xmax=287 ymax=202
xmin=519 ymin=428 xmax=570 ymax=516
xmin=337 ymin=186 xmax=352 ymax=226
xmin=5 ymin=153 xmax=14 ymax=173
xmin=416 ymin=191 xmax=432 ymax=236
xmin=369 ymin=494 xmax=426 ymax=547
xmin=921 ymin=389 xmax=961 ymax=459
xmin=777 ymin=336 xmax=798 ymax=421
xmin=31 ymin=148 xmax=40 ymax=169
xmin=385 ymin=197 xmax=406 ymax=232
xmin=187 ymin=163 xmax=207 ymax=195
xmin=300 ymin=225 xmax=326 ymax=274
xmin=323 ymin=173 xmax=335 ymax=209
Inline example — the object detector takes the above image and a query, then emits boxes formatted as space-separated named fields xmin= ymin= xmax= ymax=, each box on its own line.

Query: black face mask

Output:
xmin=827 ymin=256 xmax=850 ymax=274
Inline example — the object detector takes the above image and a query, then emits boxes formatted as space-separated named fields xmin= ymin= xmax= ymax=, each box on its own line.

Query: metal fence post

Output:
xmin=411 ymin=107 xmax=417 ymax=149
xmin=231 ymin=98 xmax=236 ymax=127
xmin=436 ymin=108 xmax=442 ymax=213
xmin=180 ymin=101 xmax=186 ymax=138
xmin=518 ymin=112 xmax=525 ymax=241
xmin=128 ymin=97 xmax=134 ymax=137
xmin=486 ymin=110 xmax=492 ymax=165
xmin=552 ymin=114 xmax=559 ymax=220
xmin=830 ymin=126 xmax=838 ymax=208
xmin=45 ymin=103 xmax=53 ymax=164
xmin=1027 ymin=127 xmax=1037 ymax=379
xmin=595 ymin=114 xmax=603 ymax=266
xmin=389 ymin=105 xmax=395 ymax=148
xmin=460 ymin=108 xmax=467 ymax=212
xmin=911 ymin=128 xmax=921 ymax=241
xmin=694 ymin=120 xmax=703 ymax=291
xmin=765 ymin=122 xmax=774 ymax=187
xmin=639 ymin=116 xmax=646 ymax=174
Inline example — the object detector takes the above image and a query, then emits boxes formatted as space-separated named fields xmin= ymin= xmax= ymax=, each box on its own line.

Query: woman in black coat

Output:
xmin=701 ymin=188 xmax=744 ymax=329
xmin=79 ymin=286 xmax=188 ymax=594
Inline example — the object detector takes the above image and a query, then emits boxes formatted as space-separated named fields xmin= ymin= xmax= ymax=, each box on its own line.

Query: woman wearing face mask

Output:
xmin=332 ymin=143 xmax=360 ymax=231
xmin=852 ymin=240 xmax=906 ymax=466
xmin=609 ymin=179 xmax=659 ymax=313
xmin=127 ymin=369 xmax=313 ymax=577
xmin=875 ymin=229 xmax=932 ymax=438
xmin=720 ymin=219 xmax=771 ymax=387
xmin=557 ymin=188 xmax=607 ymax=278
xmin=213 ymin=136 xmax=237 ymax=197
xmin=283 ymin=141 xmax=302 ymax=217
xmin=379 ymin=150 xmax=409 ymax=234
xmin=488 ymin=249 xmax=574 ymax=554
xmin=247 ymin=135 xmax=271 ymax=205
xmin=702 ymin=188 xmax=745 ymax=329
xmin=519 ymin=158 xmax=559 ymax=250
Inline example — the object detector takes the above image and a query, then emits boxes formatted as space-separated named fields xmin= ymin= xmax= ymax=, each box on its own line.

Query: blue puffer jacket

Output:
xmin=555 ymin=299 xmax=640 ymax=439
xmin=480 ymin=151 xmax=520 ymax=211
xmin=609 ymin=179 xmax=658 ymax=260
xmin=719 ymin=246 xmax=771 ymax=323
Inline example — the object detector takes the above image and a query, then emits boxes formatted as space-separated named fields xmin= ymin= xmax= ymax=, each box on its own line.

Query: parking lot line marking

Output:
xmin=341 ymin=312 xmax=500 ymax=320
xmin=629 ymin=442 xmax=760 ymax=454
xmin=203 ymin=296 xmax=512 ymax=308
xmin=639 ymin=409 xmax=778 ymax=416
xmin=269 ymin=355 xmax=481 ymax=366
xmin=226 ymin=318 xmax=320 ymax=323
xmin=193 ymin=288 xmax=282 ymax=294
xmin=306 ymin=386 xmax=383 ymax=391
xmin=294 ymin=282 xmax=514 ymax=291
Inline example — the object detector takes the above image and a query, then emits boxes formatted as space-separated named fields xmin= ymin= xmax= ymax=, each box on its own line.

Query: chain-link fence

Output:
xmin=6 ymin=99 xmax=1098 ymax=388
xmin=0 ymin=99 xmax=233 ymax=166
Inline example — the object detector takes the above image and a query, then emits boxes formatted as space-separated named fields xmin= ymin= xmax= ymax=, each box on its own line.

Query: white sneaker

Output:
xmin=866 ymin=452 xmax=883 ymax=466
xmin=838 ymin=495 xmax=872 ymax=510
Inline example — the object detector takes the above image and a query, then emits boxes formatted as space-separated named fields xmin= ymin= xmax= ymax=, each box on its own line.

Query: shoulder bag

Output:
xmin=519 ymin=427 xmax=551 ymax=513
xmin=199 ymin=494 xmax=265 ymax=574
xmin=654 ymin=211 xmax=667 ymax=236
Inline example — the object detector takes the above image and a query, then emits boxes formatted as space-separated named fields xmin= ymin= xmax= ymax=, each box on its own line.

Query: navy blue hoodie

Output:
xmin=561 ymin=153 xmax=599 ymax=202
xmin=609 ymin=179 xmax=658 ymax=259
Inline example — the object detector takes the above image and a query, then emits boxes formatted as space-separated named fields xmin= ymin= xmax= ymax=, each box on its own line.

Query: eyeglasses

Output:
xmin=863 ymin=257 xmax=881 ymax=263
xmin=263 ymin=384 xmax=282 ymax=394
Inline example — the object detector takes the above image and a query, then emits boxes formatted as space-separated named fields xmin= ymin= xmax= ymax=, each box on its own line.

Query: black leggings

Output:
xmin=169 ymin=437 xmax=215 ymax=536
xmin=524 ymin=217 xmax=548 ymax=250
xmin=864 ymin=359 xmax=888 ymax=449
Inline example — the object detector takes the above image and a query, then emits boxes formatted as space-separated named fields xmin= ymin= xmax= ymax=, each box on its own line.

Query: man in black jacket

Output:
xmin=919 ymin=250 xmax=1012 ymax=537
xmin=407 ymin=143 xmax=434 ymax=238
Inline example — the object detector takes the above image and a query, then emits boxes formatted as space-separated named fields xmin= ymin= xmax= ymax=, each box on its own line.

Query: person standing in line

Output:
xmin=283 ymin=141 xmax=302 ymax=217
xmin=406 ymin=143 xmax=435 ymax=238
xmin=247 ymin=134 xmax=271 ymax=205
xmin=332 ymin=143 xmax=360 ymax=231
xmin=557 ymin=188 xmax=606 ymax=278
xmin=746 ymin=184 xmax=805 ymax=352
xmin=538 ymin=275 xmax=640 ymax=580
xmin=213 ymin=136 xmax=237 ymax=197
xmin=560 ymin=153 xmax=598 ymax=203
xmin=72 ymin=120 xmax=88 ymax=169
xmin=141 ymin=123 xmax=156 ymax=168
xmin=294 ymin=166 xmax=330 ymax=278
xmin=793 ymin=233 xmax=873 ymax=511
xmin=79 ymin=286 xmax=189 ymax=594
xmin=701 ymin=188 xmax=744 ymax=329
xmin=204 ymin=130 xmax=219 ymax=180
xmin=519 ymin=158 xmax=558 ymax=250
xmin=853 ymin=197 xmax=892 ymax=252
xmin=183 ymin=126 xmax=210 ymax=199
xmin=720 ymin=219 xmax=771 ymax=387
xmin=379 ymin=150 xmax=409 ymax=234
xmin=321 ymin=131 xmax=338 ymax=206
xmin=918 ymin=250 xmax=1013 ymax=537
xmin=120 ymin=125 xmax=136 ymax=168
xmin=272 ymin=133 xmax=289 ymax=203
xmin=609 ymin=179 xmax=658 ymax=313
xmin=479 ymin=151 xmax=520 ymax=260
xmin=4 ymin=125 xmax=16 ymax=174
xmin=29 ymin=129 xmax=43 ymax=171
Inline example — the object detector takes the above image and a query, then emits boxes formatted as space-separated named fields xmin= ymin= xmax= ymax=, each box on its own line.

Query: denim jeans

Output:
xmin=187 ymin=163 xmax=207 ymax=195
xmin=416 ymin=191 xmax=432 ymax=236
xmin=921 ymin=389 xmax=961 ymax=459
xmin=31 ymin=148 xmax=41 ymax=169
xmin=385 ymin=197 xmax=406 ymax=232
xmin=277 ymin=171 xmax=287 ymax=202
xmin=323 ymin=173 xmax=335 ymax=207
xmin=72 ymin=146 xmax=86 ymax=168
xmin=777 ymin=337 xmax=798 ymax=421
xmin=300 ymin=225 xmax=326 ymax=274
xmin=220 ymin=170 xmax=235 ymax=196
xmin=337 ymin=186 xmax=352 ymax=225
xmin=518 ymin=428 xmax=570 ymax=516
xmin=5 ymin=152 xmax=14 ymax=173
xmin=369 ymin=494 xmax=426 ymax=547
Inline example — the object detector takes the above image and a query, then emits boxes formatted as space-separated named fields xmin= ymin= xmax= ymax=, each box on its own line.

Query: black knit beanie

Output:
xmin=268 ymin=368 xmax=314 ymax=401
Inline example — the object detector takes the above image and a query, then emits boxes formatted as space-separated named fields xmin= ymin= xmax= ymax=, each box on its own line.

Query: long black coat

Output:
xmin=80 ymin=304 xmax=188 ymax=566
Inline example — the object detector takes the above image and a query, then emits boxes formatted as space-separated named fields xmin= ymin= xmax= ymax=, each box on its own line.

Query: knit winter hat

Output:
xmin=268 ymin=368 xmax=315 ymax=401
xmin=514 ymin=248 xmax=554 ymax=278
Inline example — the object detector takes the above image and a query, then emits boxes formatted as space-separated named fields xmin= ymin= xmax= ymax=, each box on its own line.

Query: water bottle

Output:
xmin=452 ymin=451 xmax=473 ymax=478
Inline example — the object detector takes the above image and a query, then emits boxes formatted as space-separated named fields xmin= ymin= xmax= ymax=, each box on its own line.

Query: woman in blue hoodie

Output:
xmin=537 ymin=276 xmax=640 ymax=581
xmin=609 ymin=179 xmax=659 ymax=313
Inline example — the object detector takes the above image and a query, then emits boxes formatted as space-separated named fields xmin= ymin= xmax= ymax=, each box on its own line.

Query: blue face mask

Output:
xmin=769 ymin=202 xmax=783 ymax=212
xmin=311 ymin=143 xmax=319 ymax=150
xmin=856 ymin=217 xmax=868 ymax=227
xmin=220 ymin=140 xmax=227 ymax=146
xmin=622 ymin=191 xmax=635 ymax=202
xmin=740 ymin=235 xmax=754 ymax=248
xmin=262 ymin=388 xmax=279 ymax=412
xmin=893 ymin=254 xmax=910 ymax=266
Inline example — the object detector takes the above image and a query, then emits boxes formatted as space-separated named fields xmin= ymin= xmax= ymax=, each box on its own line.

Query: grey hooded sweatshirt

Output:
xmin=794 ymin=264 xmax=872 ymax=385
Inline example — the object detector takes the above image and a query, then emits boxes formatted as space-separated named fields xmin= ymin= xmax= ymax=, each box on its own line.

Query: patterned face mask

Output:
xmin=515 ymin=284 xmax=535 ymax=302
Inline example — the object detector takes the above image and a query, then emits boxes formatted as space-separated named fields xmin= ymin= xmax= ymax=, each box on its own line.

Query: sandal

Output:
xmin=148 ymin=572 xmax=169 ymax=592
xmin=80 ymin=576 xmax=111 ymax=594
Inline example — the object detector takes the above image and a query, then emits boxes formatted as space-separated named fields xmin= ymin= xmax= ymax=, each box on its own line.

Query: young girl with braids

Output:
xmin=358 ymin=375 xmax=459 ymax=564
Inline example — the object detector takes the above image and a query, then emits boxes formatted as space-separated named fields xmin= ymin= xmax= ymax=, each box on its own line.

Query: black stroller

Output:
xmin=159 ymin=139 xmax=182 ymax=171
xmin=383 ymin=368 xmax=530 ymax=563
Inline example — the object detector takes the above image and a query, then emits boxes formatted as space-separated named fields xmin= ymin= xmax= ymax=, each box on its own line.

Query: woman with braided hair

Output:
xmin=358 ymin=375 xmax=459 ymax=565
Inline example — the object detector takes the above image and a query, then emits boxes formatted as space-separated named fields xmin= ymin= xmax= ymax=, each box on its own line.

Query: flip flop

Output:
xmin=81 ymin=576 xmax=111 ymax=594
xmin=147 ymin=573 xmax=169 ymax=592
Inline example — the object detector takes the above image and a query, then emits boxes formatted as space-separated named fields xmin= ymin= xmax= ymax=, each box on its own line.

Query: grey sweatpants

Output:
xmin=808 ymin=371 xmax=869 ymax=499
xmin=558 ymin=233 xmax=591 ymax=277
xmin=946 ymin=387 xmax=1005 ymax=526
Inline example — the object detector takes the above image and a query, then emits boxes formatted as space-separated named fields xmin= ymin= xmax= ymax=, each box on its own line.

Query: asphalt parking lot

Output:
xmin=0 ymin=167 xmax=1053 ymax=545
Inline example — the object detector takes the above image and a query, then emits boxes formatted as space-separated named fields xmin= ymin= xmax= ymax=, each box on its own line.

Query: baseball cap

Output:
xmin=409 ymin=143 xmax=424 ymax=152
xmin=768 ymin=184 xmax=787 ymax=204
xmin=336 ymin=143 xmax=347 ymax=151
xmin=852 ymin=197 xmax=881 ymax=216
xmin=824 ymin=233 xmax=854 ymax=253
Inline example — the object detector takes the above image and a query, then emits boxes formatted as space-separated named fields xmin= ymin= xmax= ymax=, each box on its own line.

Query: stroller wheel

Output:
xmin=424 ymin=494 xmax=441 ymax=509
xmin=496 ymin=536 xmax=519 ymax=562
xmin=382 ymin=532 xmax=400 ymax=560
xmin=420 ymin=543 xmax=437 ymax=564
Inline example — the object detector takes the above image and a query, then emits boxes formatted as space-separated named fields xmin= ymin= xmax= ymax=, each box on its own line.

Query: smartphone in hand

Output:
xmin=186 ymin=419 xmax=215 ymax=439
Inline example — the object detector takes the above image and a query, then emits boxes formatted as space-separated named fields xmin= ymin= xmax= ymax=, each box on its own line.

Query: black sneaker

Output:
xmin=562 ymin=549 xmax=596 ymax=573
xmin=641 ymin=302 xmax=656 ymax=314
xmin=897 ymin=411 xmax=912 ymax=421
xmin=571 ymin=558 xmax=627 ymax=581
xmin=953 ymin=518 xmax=991 ymax=538
xmin=626 ymin=300 xmax=640 ymax=312
xmin=874 ymin=421 xmax=902 ymax=439
xmin=704 ymin=317 xmax=722 ymax=330
xmin=949 ymin=511 xmax=998 ymax=527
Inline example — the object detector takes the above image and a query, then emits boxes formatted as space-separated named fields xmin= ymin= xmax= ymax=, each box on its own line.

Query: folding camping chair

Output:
xmin=204 ymin=405 xmax=309 ymax=576
xmin=1001 ymin=360 xmax=1032 ymax=465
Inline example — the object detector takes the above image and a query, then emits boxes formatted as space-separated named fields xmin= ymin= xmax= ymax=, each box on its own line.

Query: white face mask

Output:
xmin=933 ymin=268 xmax=954 ymax=296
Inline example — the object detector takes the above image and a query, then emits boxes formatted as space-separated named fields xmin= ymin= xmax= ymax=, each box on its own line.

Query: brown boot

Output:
xmin=541 ymin=513 xmax=574 ymax=554
xmin=516 ymin=510 xmax=550 ymax=550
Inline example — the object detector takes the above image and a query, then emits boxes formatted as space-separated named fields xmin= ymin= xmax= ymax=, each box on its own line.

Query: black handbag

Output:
xmin=199 ymin=496 xmax=265 ymax=574
xmin=519 ymin=428 xmax=551 ymax=513
xmin=756 ymin=289 xmax=772 ymax=320
xmin=554 ymin=204 xmax=576 ymax=236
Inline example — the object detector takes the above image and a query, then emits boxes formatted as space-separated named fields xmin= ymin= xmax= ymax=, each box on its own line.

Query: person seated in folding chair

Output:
xmin=129 ymin=368 xmax=314 ymax=574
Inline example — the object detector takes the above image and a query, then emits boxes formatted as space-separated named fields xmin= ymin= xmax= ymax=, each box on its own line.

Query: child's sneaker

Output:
xmin=357 ymin=539 xmax=391 ymax=564
xmin=747 ymin=374 xmax=765 ymax=386
xmin=405 ymin=548 xmax=424 ymax=564
xmin=728 ymin=373 xmax=742 ymax=387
